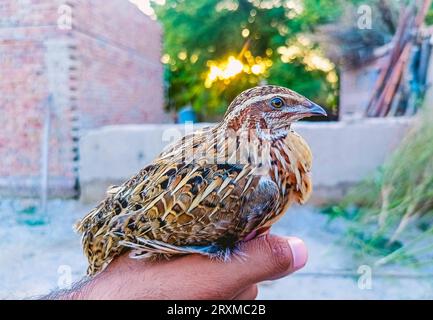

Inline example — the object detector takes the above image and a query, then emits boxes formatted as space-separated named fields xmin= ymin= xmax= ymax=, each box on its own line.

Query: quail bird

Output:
xmin=75 ymin=85 xmax=327 ymax=276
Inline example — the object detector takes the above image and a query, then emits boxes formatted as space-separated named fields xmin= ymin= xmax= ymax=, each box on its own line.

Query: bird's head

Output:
xmin=223 ymin=85 xmax=327 ymax=139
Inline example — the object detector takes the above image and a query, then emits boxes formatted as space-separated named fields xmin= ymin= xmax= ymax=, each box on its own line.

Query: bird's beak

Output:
xmin=306 ymin=102 xmax=327 ymax=117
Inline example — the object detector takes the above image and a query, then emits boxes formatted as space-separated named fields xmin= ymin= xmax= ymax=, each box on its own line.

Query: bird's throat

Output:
xmin=255 ymin=125 xmax=289 ymax=141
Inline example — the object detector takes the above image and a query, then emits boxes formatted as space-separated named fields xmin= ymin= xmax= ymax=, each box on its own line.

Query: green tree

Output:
xmin=153 ymin=0 xmax=343 ymax=121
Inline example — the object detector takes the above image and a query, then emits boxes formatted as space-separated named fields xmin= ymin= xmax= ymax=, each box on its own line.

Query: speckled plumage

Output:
xmin=75 ymin=85 xmax=326 ymax=276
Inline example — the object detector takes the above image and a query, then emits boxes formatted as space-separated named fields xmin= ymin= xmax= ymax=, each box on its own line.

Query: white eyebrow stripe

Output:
xmin=226 ymin=93 xmax=300 ymax=120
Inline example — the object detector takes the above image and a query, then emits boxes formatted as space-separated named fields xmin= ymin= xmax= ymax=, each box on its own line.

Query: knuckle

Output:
xmin=260 ymin=235 xmax=292 ymax=274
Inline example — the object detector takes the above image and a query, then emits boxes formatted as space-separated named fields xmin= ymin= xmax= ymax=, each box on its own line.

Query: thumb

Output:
xmin=227 ymin=234 xmax=308 ymax=286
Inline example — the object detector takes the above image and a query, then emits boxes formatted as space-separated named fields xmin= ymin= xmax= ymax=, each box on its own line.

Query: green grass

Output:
xmin=326 ymin=107 xmax=433 ymax=267
xmin=15 ymin=204 xmax=48 ymax=227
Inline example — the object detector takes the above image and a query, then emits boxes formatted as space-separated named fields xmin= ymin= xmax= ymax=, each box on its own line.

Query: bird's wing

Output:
xmin=113 ymin=163 xmax=278 ymax=260
xmin=239 ymin=176 xmax=280 ymax=235
xmin=111 ymin=161 xmax=261 ymax=244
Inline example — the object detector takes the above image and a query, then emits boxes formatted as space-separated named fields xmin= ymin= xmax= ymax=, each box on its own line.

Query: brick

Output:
xmin=0 ymin=0 xmax=164 ymax=197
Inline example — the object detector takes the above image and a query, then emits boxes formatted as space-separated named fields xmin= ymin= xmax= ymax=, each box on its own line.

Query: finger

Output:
xmin=233 ymin=285 xmax=258 ymax=300
xmin=166 ymin=234 xmax=308 ymax=294
xmin=230 ymin=235 xmax=308 ymax=284
xmin=106 ymin=234 xmax=307 ymax=299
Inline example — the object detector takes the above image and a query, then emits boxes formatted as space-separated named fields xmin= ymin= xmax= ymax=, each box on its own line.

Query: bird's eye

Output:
xmin=270 ymin=97 xmax=284 ymax=109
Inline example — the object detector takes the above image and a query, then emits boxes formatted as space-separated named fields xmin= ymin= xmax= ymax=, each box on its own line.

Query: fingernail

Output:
xmin=286 ymin=237 xmax=308 ymax=270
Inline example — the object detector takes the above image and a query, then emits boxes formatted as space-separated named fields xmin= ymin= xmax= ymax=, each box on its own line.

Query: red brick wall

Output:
xmin=0 ymin=0 xmax=164 ymax=197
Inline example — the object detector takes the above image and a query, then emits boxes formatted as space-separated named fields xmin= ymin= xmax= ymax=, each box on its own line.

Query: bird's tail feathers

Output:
xmin=120 ymin=237 xmax=246 ymax=262
xmin=120 ymin=237 xmax=214 ymax=256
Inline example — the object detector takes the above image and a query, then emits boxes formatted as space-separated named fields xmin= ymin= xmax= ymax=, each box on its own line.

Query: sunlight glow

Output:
xmin=249 ymin=0 xmax=283 ymax=9
xmin=251 ymin=63 xmax=265 ymax=75
xmin=190 ymin=54 xmax=199 ymax=64
xmin=216 ymin=0 xmax=240 ymax=12
xmin=161 ymin=53 xmax=170 ymax=64
xmin=205 ymin=53 xmax=271 ymax=88
xmin=178 ymin=51 xmax=187 ymax=60
xmin=304 ymin=55 xmax=334 ymax=72
xmin=285 ymin=0 xmax=304 ymax=18
xmin=129 ymin=0 xmax=165 ymax=19
xmin=205 ymin=56 xmax=244 ymax=87
xmin=242 ymin=28 xmax=250 ymax=38
xmin=277 ymin=35 xmax=337 ymax=84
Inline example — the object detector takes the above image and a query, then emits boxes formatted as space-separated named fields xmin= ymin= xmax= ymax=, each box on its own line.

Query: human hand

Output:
xmin=60 ymin=234 xmax=307 ymax=300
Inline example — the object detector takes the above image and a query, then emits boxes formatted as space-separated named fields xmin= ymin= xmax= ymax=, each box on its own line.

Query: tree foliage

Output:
xmin=153 ymin=0 xmax=343 ymax=120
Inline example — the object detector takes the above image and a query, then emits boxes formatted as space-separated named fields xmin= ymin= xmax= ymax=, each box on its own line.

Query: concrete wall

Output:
xmin=79 ymin=118 xmax=413 ymax=204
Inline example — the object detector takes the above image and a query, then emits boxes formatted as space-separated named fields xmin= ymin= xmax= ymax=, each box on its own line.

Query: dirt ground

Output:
xmin=0 ymin=199 xmax=432 ymax=299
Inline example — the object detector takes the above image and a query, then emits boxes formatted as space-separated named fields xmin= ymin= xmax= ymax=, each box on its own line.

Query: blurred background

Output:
xmin=1 ymin=0 xmax=433 ymax=299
